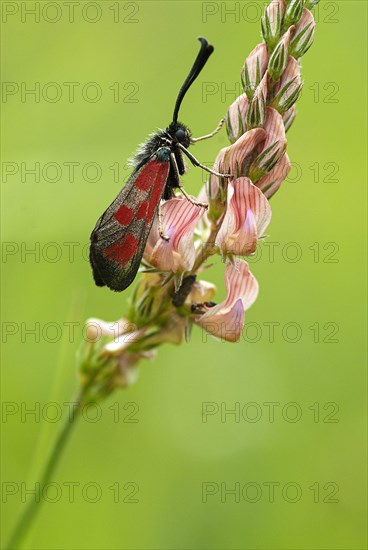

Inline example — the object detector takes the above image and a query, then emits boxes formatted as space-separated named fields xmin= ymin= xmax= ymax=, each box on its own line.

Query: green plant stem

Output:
xmin=191 ymin=224 xmax=220 ymax=275
xmin=5 ymin=389 xmax=86 ymax=550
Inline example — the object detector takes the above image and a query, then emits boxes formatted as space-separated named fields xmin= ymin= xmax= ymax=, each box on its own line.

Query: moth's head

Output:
xmin=167 ymin=122 xmax=191 ymax=148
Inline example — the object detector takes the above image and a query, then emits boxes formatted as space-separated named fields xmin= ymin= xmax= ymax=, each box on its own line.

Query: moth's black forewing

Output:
xmin=90 ymin=168 xmax=145 ymax=291
xmin=89 ymin=150 xmax=172 ymax=292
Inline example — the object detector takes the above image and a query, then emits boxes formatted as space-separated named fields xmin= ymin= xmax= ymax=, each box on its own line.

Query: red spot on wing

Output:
xmin=136 ymin=200 xmax=149 ymax=220
xmin=136 ymin=159 xmax=170 ymax=193
xmin=104 ymin=233 xmax=139 ymax=266
xmin=115 ymin=205 xmax=135 ymax=226
xmin=147 ymin=164 xmax=170 ymax=221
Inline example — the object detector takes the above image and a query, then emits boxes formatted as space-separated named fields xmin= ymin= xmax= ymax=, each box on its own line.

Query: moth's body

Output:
xmin=131 ymin=122 xmax=191 ymax=199
xmin=89 ymin=37 xmax=227 ymax=293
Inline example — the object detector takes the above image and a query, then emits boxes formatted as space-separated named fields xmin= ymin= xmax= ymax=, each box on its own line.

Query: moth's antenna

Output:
xmin=172 ymin=37 xmax=214 ymax=124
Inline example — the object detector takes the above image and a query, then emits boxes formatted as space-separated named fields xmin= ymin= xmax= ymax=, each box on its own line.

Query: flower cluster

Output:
xmin=81 ymin=0 xmax=319 ymax=398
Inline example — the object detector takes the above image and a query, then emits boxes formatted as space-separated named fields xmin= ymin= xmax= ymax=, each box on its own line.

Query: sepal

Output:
xmin=268 ymin=26 xmax=295 ymax=82
xmin=289 ymin=8 xmax=316 ymax=58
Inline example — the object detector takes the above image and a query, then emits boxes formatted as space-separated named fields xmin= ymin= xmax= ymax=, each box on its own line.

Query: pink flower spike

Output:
xmin=196 ymin=260 xmax=259 ymax=343
xmin=215 ymin=177 xmax=272 ymax=256
xmin=144 ymin=196 xmax=205 ymax=274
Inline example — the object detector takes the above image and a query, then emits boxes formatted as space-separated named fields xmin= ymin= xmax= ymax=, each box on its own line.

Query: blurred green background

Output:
xmin=1 ymin=1 xmax=367 ymax=548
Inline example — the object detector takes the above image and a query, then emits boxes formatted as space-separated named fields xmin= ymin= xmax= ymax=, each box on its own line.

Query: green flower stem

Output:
xmin=5 ymin=388 xmax=86 ymax=550
xmin=190 ymin=224 xmax=220 ymax=275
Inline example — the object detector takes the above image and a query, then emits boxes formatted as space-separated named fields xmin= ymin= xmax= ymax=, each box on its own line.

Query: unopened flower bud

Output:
xmin=268 ymin=26 xmax=295 ymax=82
xmin=115 ymin=350 xmax=155 ymax=389
xmin=226 ymin=94 xmax=249 ymax=143
xmin=289 ymin=9 xmax=316 ymax=58
xmin=271 ymin=56 xmax=303 ymax=113
xmin=261 ymin=0 xmax=286 ymax=52
xmin=284 ymin=0 xmax=304 ymax=27
xmin=246 ymin=73 xmax=268 ymax=129
xmin=79 ymin=323 xmax=147 ymax=400
xmin=207 ymin=172 xmax=228 ymax=227
xmin=249 ymin=108 xmax=287 ymax=181
xmin=115 ymin=354 xmax=140 ymax=388
xmin=305 ymin=0 xmax=320 ymax=10
xmin=241 ymin=43 xmax=269 ymax=100
xmin=255 ymin=153 xmax=291 ymax=198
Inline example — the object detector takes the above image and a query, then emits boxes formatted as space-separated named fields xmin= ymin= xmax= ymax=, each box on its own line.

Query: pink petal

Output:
xmin=247 ymin=72 xmax=268 ymax=128
xmin=279 ymin=24 xmax=294 ymax=51
xmin=215 ymin=178 xmax=272 ymax=256
xmin=290 ymin=8 xmax=316 ymax=57
xmin=236 ymin=208 xmax=258 ymax=255
xmin=104 ymin=329 xmax=144 ymax=355
xmin=272 ymin=56 xmax=303 ymax=111
xmin=249 ymin=107 xmax=287 ymax=178
xmin=226 ymin=94 xmax=249 ymax=143
xmin=241 ymin=43 xmax=269 ymax=98
xmin=223 ymin=260 xmax=259 ymax=311
xmin=263 ymin=107 xmax=286 ymax=151
xmin=256 ymin=153 xmax=291 ymax=198
xmin=197 ymin=299 xmax=245 ymax=343
xmin=208 ymin=128 xmax=266 ymax=201
xmin=223 ymin=128 xmax=267 ymax=176
xmin=150 ymin=227 xmax=178 ymax=272
xmin=277 ymin=56 xmax=301 ymax=89
xmin=85 ymin=318 xmax=132 ymax=342
xmin=195 ymin=260 xmax=259 ymax=343
xmin=145 ymin=196 xmax=205 ymax=273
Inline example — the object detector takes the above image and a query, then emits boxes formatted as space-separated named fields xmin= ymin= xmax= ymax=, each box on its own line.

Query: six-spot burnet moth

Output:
xmin=90 ymin=37 xmax=229 ymax=292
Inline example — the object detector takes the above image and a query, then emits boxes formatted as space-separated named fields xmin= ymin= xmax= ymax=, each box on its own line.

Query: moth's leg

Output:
xmin=170 ymin=152 xmax=208 ymax=209
xmin=177 ymin=143 xmax=232 ymax=178
xmin=158 ymin=202 xmax=169 ymax=241
xmin=190 ymin=118 xmax=225 ymax=143
xmin=179 ymin=185 xmax=208 ymax=209
xmin=169 ymin=152 xmax=181 ymax=187
xmin=175 ymin=149 xmax=186 ymax=176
